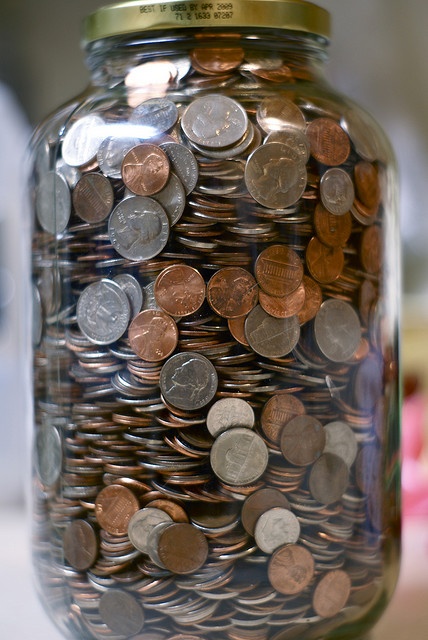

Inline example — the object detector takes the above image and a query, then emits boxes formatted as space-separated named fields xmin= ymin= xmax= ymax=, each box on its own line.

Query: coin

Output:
xmin=306 ymin=117 xmax=350 ymax=166
xmin=181 ymin=94 xmax=248 ymax=149
xmin=314 ymin=299 xmax=361 ymax=362
xmin=160 ymin=352 xmax=218 ymax=410
xmin=320 ymin=167 xmax=355 ymax=215
xmin=63 ymin=519 xmax=98 ymax=571
xmin=77 ymin=279 xmax=131 ymax=345
xmin=99 ymin=589 xmax=145 ymax=636
xmin=97 ymin=135 xmax=140 ymax=179
xmin=268 ymin=544 xmax=315 ymax=595
xmin=314 ymin=202 xmax=352 ymax=247
xmin=122 ymin=143 xmax=170 ymax=196
xmin=72 ymin=172 xmax=114 ymax=223
xmin=297 ymin=276 xmax=323 ymax=325
xmin=258 ymin=282 xmax=305 ymax=319
xmin=61 ymin=114 xmax=105 ymax=167
xmin=360 ymin=224 xmax=382 ymax=274
xmin=130 ymin=97 xmax=179 ymax=134
xmin=207 ymin=267 xmax=258 ymax=318
xmin=257 ymin=96 xmax=306 ymax=132
xmin=154 ymin=264 xmax=206 ymax=317
xmin=312 ymin=570 xmax=351 ymax=618
xmin=210 ymin=428 xmax=269 ymax=486
xmin=128 ymin=309 xmax=178 ymax=362
xmin=241 ymin=488 xmax=290 ymax=536
xmin=128 ymin=507 xmax=173 ymax=554
xmin=157 ymin=523 xmax=209 ymax=574
xmin=160 ymin=141 xmax=199 ymax=194
xmin=34 ymin=424 xmax=62 ymax=487
xmin=265 ymin=126 xmax=311 ymax=163
xmin=152 ymin=172 xmax=186 ymax=226
xmin=254 ymin=507 xmax=301 ymax=553
xmin=35 ymin=170 xmax=71 ymax=235
xmin=206 ymin=397 xmax=255 ymax=437
xmin=113 ymin=273 xmax=144 ymax=317
xmin=261 ymin=393 xmax=306 ymax=446
xmin=190 ymin=47 xmax=245 ymax=74
xmin=255 ymin=245 xmax=303 ymax=297
xmin=245 ymin=305 xmax=300 ymax=358
xmin=354 ymin=160 xmax=381 ymax=209
xmin=308 ymin=453 xmax=350 ymax=504
xmin=95 ymin=484 xmax=140 ymax=535
xmin=323 ymin=420 xmax=358 ymax=468
xmin=280 ymin=415 xmax=325 ymax=466
xmin=306 ymin=237 xmax=344 ymax=284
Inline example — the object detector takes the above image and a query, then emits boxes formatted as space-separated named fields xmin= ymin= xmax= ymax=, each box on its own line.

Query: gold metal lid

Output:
xmin=83 ymin=0 xmax=330 ymax=45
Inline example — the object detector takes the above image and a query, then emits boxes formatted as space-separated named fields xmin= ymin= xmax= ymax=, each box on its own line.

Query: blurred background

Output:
xmin=1 ymin=0 xmax=428 ymax=637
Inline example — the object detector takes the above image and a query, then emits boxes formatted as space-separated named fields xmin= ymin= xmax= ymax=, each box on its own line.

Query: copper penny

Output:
xmin=157 ymin=523 xmax=209 ymax=574
xmin=255 ymin=245 xmax=303 ymax=297
xmin=314 ymin=202 xmax=352 ymax=248
xmin=312 ymin=570 xmax=351 ymax=618
xmin=268 ymin=544 xmax=315 ymax=595
xmin=207 ymin=267 xmax=258 ymax=318
xmin=63 ymin=519 xmax=98 ymax=571
xmin=128 ymin=309 xmax=178 ymax=362
xmin=360 ymin=224 xmax=382 ymax=274
xmin=280 ymin=415 xmax=325 ymax=466
xmin=354 ymin=160 xmax=381 ymax=210
xmin=306 ymin=117 xmax=350 ymax=166
xmin=297 ymin=275 xmax=323 ymax=325
xmin=261 ymin=393 xmax=306 ymax=445
xmin=146 ymin=498 xmax=189 ymax=523
xmin=72 ymin=172 xmax=114 ymax=223
xmin=241 ymin=487 xmax=290 ymax=535
xmin=154 ymin=264 xmax=206 ymax=317
xmin=122 ymin=143 xmax=170 ymax=196
xmin=95 ymin=484 xmax=139 ymax=535
xmin=190 ymin=47 xmax=245 ymax=74
xmin=306 ymin=236 xmax=344 ymax=284
xmin=259 ymin=281 xmax=305 ymax=319
xmin=228 ymin=315 xmax=250 ymax=346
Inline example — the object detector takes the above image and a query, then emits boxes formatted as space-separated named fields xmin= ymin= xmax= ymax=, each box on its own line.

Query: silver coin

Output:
xmin=181 ymin=94 xmax=248 ymax=149
xmin=256 ymin=96 xmax=306 ymax=133
xmin=309 ymin=452 xmax=350 ymax=505
xmin=160 ymin=352 xmax=218 ymax=411
xmin=160 ymin=141 xmax=199 ymax=194
xmin=97 ymin=135 xmax=140 ymax=179
xmin=142 ymin=280 xmax=161 ymax=311
xmin=130 ymin=97 xmax=179 ymax=135
xmin=35 ymin=424 xmax=62 ymax=487
xmin=314 ymin=299 xmax=361 ymax=363
xmin=254 ymin=507 xmax=301 ymax=553
xmin=76 ymin=279 xmax=131 ymax=345
xmin=99 ymin=589 xmax=145 ymax=636
xmin=32 ymin=283 xmax=43 ymax=346
xmin=128 ymin=507 xmax=173 ymax=554
xmin=61 ymin=114 xmax=105 ymax=167
xmin=320 ymin=167 xmax=355 ymax=215
xmin=206 ymin=398 xmax=255 ymax=438
xmin=245 ymin=305 xmax=300 ymax=358
xmin=108 ymin=196 xmax=170 ymax=261
xmin=146 ymin=520 xmax=171 ymax=568
xmin=35 ymin=170 xmax=71 ymax=235
xmin=245 ymin=142 xmax=307 ymax=209
xmin=210 ymin=427 xmax=269 ymax=486
xmin=265 ymin=126 xmax=311 ymax=163
xmin=323 ymin=420 xmax=358 ymax=468
xmin=152 ymin=172 xmax=186 ymax=226
xmin=113 ymin=273 xmax=144 ymax=317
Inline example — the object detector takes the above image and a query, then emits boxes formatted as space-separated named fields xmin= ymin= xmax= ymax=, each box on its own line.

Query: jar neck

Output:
xmin=84 ymin=28 xmax=329 ymax=89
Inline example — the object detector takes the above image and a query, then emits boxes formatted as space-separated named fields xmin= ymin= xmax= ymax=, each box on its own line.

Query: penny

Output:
xmin=323 ymin=420 xmax=358 ymax=468
xmin=354 ymin=160 xmax=381 ymax=210
xmin=268 ymin=544 xmax=315 ymax=595
xmin=63 ymin=519 xmax=98 ymax=571
xmin=76 ymin=279 xmax=131 ymax=345
xmin=146 ymin=499 xmax=189 ymax=523
xmin=160 ymin=352 xmax=218 ymax=410
xmin=308 ymin=453 xmax=350 ymax=505
xmin=190 ymin=47 xmax=245 ymax=74
xmin=95 ymin=484 xmax=140 ymax=535
xmin=306 ymin=236 xmax=344 ymax=284
xmin=154 ymin=264 xmax=206 ymax=317
xmin=280 ymin=415 xmax=325 ymax=466
xmin=254 ymin=507 xmax=300 ymax=553
xmin=258 ymin=282 xmax=305 ymax=319
xmin=35 ymin=170 xmax=71 ymax=235
xmin=306 ymin=117 xmax=350 ymax=166
xmin=210 ymin=428 xmax=269 ymax=486
xmin=72 ymin=172 xmax=114 ymax=223
xmin=157 ymin=523 xmax=209 ymax=574
xmin=122 ymin=143 xmax=170 ymax=196
xmin=312 ymin=570 xmax=351 ymax=618
xmin=113 ymin=273 xmax=144 ymax=317
xmin=245 ymin=305 xmax=300 ymax=358
xmin=314 ymin=298 xmax=362 ymax=362
xmin=361 ymin=224 xmax=382 ymax=274
xmin=99 ymin=589 xmax=145 ymax=636
xmin=227 ymin=315 xmax=249 ymax=346
xmin=261 ymin=393 xmax=306 ymax=445
xmin=320 ymin=167 xmax=355 ymax=215
xmin=314 ymin=202 xmax=352 ymax=247
xmin=257 ymin=96 xmax=306 ymax=132
xmin=207 ymin=267 xmax=258 ymax=318
xmin=206 ymin=397 xmax=255 ymax=437
xmin=255 ymin=245 xmax=303 ymax=297
xmin=128 ymin=507 xmax=173 ymax=554
xmin=181 ymin=94 xmax=248 ymax=149
xmin=128 ymin=309 xmax=179 ymax=362
xmin=61 ymin=114 xmax=105 ymax=167
xmin=241 ymin=488 xmax=290 ymax=536
xmin=297 ymin=276 xmax=323 ymax=325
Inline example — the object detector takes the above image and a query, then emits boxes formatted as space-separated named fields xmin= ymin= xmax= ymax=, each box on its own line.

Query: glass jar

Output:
xmin=29 ymin=2 xmax=401 ymax=640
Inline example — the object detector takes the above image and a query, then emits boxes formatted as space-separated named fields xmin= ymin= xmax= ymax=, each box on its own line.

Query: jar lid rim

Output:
xmin=82 ymin=0 xmax=330 ymax=45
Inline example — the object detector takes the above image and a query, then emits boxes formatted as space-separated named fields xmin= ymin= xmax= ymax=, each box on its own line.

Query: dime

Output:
xmin=154 ymin=264 xmax=206 ymax=317
xmin=207 ymin=267 xmax=258 ymax=318
xmin=255 ymin=245 xmax=303 ymax=297
xmin=97 ymin=135 xmax=140 ymax=179
xmin=128 ymin=507 xmax=173 ymax=554
xmin=108 ymin=196 xmax=170 ymax=261
xmin=323 ymin=420 xmax=358 ymax=468
xmin=160 ymin=141 xmax=199 ymax=194
xmin=129 ymin=97 xmax=179 ymax=135
xmin=312 ymin=570 xmax=351 ymax=618
xmin=35 ymin=170 xmax=71 ymax=235
xmin=160 ymin=352 xmax=218 ymax=410
xmin=256 ymin=96 xmax=306 ymax=133
xmin=63 ymin=520 xmax=98 ymax=571
xmin=280 ymin=415 xmax=325 ymax=466
xmin=268 ymin=544 xmax=315 ymax=595
xmin=314 ymin=299 xmax=361 ymax=362
xmin=61 ymin=114 xmax=105 ymax=167
xmin=206 ymin=397 xmax=255 ymax=437
xmin=77 ymin=279 xmax=131 ymax=345
xmin=306 ymin=117 xmax=350 ymax=166
xmin=254 ymin=507 xmax=301 ymax=553
xmin=128 ymin=309 xmax=178 ymax=362
xmin=152 ymin=172 xmax=186 ymax=226
xmin=72 ymin=172 xmax=114 ymax=223
xmin=95 ymin=484 xmax=140 ymax=536
xmin=308 ymin=453 xmax=350 ymax=505
xmin=306 ymin=236 xmax=344 ymax=284
xmin=245 ymin=305 xmax=300 ymax=358
xmin=113 ymin=273 xmax=144 ymax=317
xmin=181 ymin=94 xmax=248 ymax=149
xmin=320 ymin=167 xmax=355 ymax=215
xmin=241 ymin=488 xmax=290 ymax=536
xmin=122 ymin=143 xmax=170 ymax=196
xmin=210 ymin=428 xmax=269 ymax=486
xmin=99 ymin=589 xmax=145 ymax=636
xmin=261 ymin=393 xmax=306 ymax=446
xmin=34 ymin=424 xmax=62 ymax=487
xmin=157 ymin=523 xmax=209 ymax=574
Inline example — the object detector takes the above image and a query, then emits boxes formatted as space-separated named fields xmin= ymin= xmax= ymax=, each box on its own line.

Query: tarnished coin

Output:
xmin=35 ymin=424 xmax=62 ymax=487
xmin=97 ymin=135 xmax=140 ymax=179
xmin=308 ymin=453 xmax=350 ymax=505
xmin=190 ymin=47 xmax=245 ymax=74
xmin=129 ymin=97 xmax=179 ymax=135
xmin=314 ymin=299 xmax=361 ymax=362
xmin=255 ymin=245 xmax=303 ymax=297
xmin=265 ymin=126 xmax=311 ymax=163
xmin=320 ymin=167 xmax=355 ymax=215
xmin=312 ymin=570 xmax=351 ymax=618
xmin=72 ymin=172 xmax=114 ymax=223
xmin=242 ymin=488 xmax=290 ymax=536
xmin=306 ymin=117 xmax=350 ymax=166
xmin=152 ymin=172 xmax=186 ymax=226
xmin=108 ymin=196 xmax=170 ymax=261
xmin=128 ymin=309 xmax=178 ymax=362
xmin=323 ymin=420 xmax=358 ymax=468
xmin=36 ymin=170 xmax=71 ymax=235
xmin=206 ymin=397 xmax=255 ymax=437
xmin=245 ymin=142 xmax=307 ymax=209
xmin=254 ymin=507 xmax=301 ymax=553
xmin=280 ymin=415 xmax=325 ymax=466
xmin=314 ymin=202 xmax=352 ymax=247
xmin=95 ymin=484 xmax=140 ymax=536
xmin=113 ymin=273 xmax=144 ymax=317
xmin=207 ymin=267 xmax=258 ymax=318
xmin=160 ymin=352 xmax=218 ymax=410
xmin=160 ymin=141 xmax=199 ymax=194
xmin=261 ymin=393 xmax=305 ymax=445
xmin=128 ymin=507 xmax=173 ymax=554
xmin=268 ymin=544 xmax=315 ymax=595
xmin=354 ymin=160 xmax=381 ymax=210
xmin=258 ymin=282 xmax=305 ymax=319
xmin=245 ymin=305 xmax=300 ymax=358
xmin=157 ymin=523 xmax=209 ymax=574
xmin=181 ymin=94 xmax=248 ymax=148
xmin=77 ymin=279 xmax=130 ymax=345
xmin=306 ymin=236 xmax=344 ymax=284
xmin=256 ymin=96 xmax=306 ymax=133
xmin=122 ymin=143 xmax=170 ymax=196
xmin=63 ymin=520 xmax=98 ymax=571
xmin=210 ymin=428 xmax=269 ymax=486
xmin=99 ymin=589 xmax=145 ymax=636
xmin=61 ymin=114 xmax=105 ymax=167
xmin=154 ymin=264 xmax=205 ymax=317
xmin=297 ymin=276 xmax=323 ymax=325
xmin=361 ymin=224 xmax=382 ymax=274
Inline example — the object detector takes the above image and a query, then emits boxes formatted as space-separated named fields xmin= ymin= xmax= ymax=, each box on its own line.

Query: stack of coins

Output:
xmin=31 ymin=41 xmax=398 ymax=640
